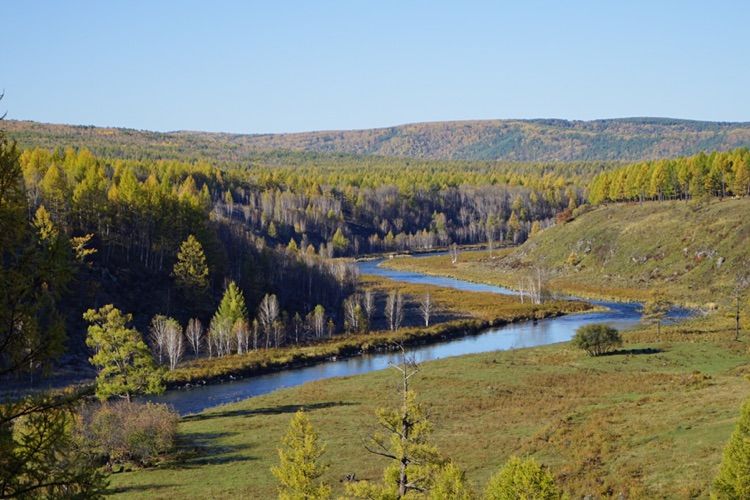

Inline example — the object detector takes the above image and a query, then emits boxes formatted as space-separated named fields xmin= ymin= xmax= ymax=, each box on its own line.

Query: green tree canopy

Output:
xmin=84 ymin=304 xmax=164 ymax=402
xmin=571 ymin=323 xmax=622 ymax=356
xmin=213 ymin=281 xmax=248 ymax=328
xmin=713 ymin=399 xmax=750 ymax=499
xmin=271 ymin=410 xmax=331 ymax=500
xmin=172 ymin=234 xmax=210 ymax=290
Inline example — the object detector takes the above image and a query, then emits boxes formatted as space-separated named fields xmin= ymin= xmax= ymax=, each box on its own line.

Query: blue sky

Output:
xmin=3 ymin=1 xmax=749 ymax=133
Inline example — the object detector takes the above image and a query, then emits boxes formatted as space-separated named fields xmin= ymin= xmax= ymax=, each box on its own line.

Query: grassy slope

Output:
xmin=109 ymin=326 xmax=750 ymax=498
xmin=385 ymin=199 xmax=750 ymax=305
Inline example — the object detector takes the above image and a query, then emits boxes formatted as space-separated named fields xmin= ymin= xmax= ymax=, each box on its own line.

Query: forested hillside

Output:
xmin=6 ymin=117 xmax=750 ymax=162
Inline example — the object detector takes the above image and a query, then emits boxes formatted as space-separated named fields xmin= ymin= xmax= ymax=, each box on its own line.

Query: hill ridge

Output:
xmin=4 ymin=117 xmax=750 ymax=162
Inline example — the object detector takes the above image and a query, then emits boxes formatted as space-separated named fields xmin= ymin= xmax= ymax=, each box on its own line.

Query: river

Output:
xmin=152 ymin=258 xmax=687 ymax=415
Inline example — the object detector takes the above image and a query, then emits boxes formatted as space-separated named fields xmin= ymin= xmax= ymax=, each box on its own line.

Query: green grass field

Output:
xmin=109 ymin=321 xmax=750 ymax=498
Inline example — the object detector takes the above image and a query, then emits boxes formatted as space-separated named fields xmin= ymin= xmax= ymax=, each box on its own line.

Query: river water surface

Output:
xmin=153 ymin=258 xmax=685 ymax=415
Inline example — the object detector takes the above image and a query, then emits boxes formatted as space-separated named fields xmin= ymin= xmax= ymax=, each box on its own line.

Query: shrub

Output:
xmin=571 ymin=323 xmax=622 ymax=356
xmin=484 ymin=456 xmax=559 ymax=499
xmin=77 ymin=401 xmax=179 ymax=466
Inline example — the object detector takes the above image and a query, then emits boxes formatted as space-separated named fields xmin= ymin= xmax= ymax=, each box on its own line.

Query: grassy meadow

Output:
xmin=109 ymin=317 xmax=750 ymax=498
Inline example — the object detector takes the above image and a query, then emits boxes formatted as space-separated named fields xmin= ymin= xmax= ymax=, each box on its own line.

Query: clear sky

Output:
xmin=3 ymin=1 xmax=749 ymax=133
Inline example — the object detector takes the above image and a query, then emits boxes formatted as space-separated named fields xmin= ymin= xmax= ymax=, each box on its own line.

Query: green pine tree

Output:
xmin=84 ymin=305 xmax=164 ymax=402
xmin=271 ymin=410 xmax=331 ymax=500
xmin=172 ymin=234 xmax=209 ymax=291
xmin=348 ymin=354 xmax=445 ymax=498
xmin=213 ymin=281 xmax=248 ymax=328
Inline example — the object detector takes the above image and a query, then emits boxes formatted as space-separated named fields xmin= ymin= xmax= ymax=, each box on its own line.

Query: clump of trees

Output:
xmin=571 ymin=324 xmax=622 ymax=356
xmin=589 ymin=148 xmax=750 ymax=204
xmin=1 ymin=101 xmax=107 ymax=497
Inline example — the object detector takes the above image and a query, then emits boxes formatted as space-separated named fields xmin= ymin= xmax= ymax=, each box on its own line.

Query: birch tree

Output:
xmin=258 ymin=293 xmax=280 ymax=348
xmin=185 ymin=318 xmax=203 ymax=358
xmin=164 ymin=318 xmax=184 ymax=370
xmin=419 ymin=293 xmax=432 ymax=327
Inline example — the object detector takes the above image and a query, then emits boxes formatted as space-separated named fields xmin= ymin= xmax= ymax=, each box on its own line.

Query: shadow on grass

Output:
xmin=606 ymin=347 xmax=664 ymax=356
xmin=182 ymin=400 xmax=357 ymax=423
xmin=161 ymin=431 xmax=257 ymax=469
xmin=106 ymin=483 xmax=171 ymax=495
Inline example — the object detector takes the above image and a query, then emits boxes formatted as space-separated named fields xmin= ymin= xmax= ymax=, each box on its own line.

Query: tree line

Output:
xmin=588 ymin=148 xmax=750 ymax=204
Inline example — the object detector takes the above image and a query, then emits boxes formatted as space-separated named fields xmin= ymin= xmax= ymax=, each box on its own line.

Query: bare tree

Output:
xmin=292 ymin=312 xmax=303 ymax=344
xmin=344 ymin=295 xmax=362 ymax=333
xmin=252 ymin=319 xmax=260 ymax=350
xmin=149 ymin=315 xmax=170 ymax=365
xmin=163 ymin=317 xmax=184 ymax=370
xmin=233 ymin=318 xmax=250 ymax=354
xmin=273 ymin=319 xmax=285 ymax=348
xmin=385 ymin=291 xmax=405 ymax=331
xmin=385 ymin=291 xmax=397 ymax=331
xmin=419 ymin=293 xmax=432 ymax=327
xmin=363 ymin=290 xmax=375 ymax=325
xmin=731 ymin=275 xmax=749 ymax=341
xmin=521 ymin=267 xmax=547 ymax=305
xmin=258 ymin=293 xmax=280 ymax=349
xmin=450 ymin=242 xmax=459 ymax=264
xmin=208 ymin=316 xmax=233 ymax=357
xmin=312 ymin=305 xmax=326 ymax=339
xmin=185 ymin=318 xmax=203 ymax=358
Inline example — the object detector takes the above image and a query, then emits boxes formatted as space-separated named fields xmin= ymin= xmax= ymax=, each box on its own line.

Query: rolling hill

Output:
xmin=4 ymin=117 xmax=750 ymax=162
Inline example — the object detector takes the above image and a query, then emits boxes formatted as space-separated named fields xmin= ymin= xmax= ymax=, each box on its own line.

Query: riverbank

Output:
xmin=381 ymin=250 xmax=652 ymax=303
xmin=166 ymin=274 xmax=591 ymax=387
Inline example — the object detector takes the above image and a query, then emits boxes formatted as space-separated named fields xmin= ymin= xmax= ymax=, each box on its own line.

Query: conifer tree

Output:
xmin=172 ymin=234 xmax=209 ymax=291
xmin=84 ymin=305 xmax=164 ymax=402
xmin=348 ymin=350 xmax=445 ymax=498
xmin=713 ymin=400 xmax=750 ymax=499
xmin=271 ymin=410 xmax=331 ymax=500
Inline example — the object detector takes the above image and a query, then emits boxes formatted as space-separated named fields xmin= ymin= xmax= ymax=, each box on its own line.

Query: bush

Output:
xmin=484 ymin=456 xmax=559 ymax=499
xmin=571 ymin=323 xmax=622 ymax=356
xmin=77 ymin=401 xmax=179 ymax=466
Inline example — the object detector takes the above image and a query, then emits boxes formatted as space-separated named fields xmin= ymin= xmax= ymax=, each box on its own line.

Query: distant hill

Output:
xmin=4 ymin=117 xmax=750 ymax=162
